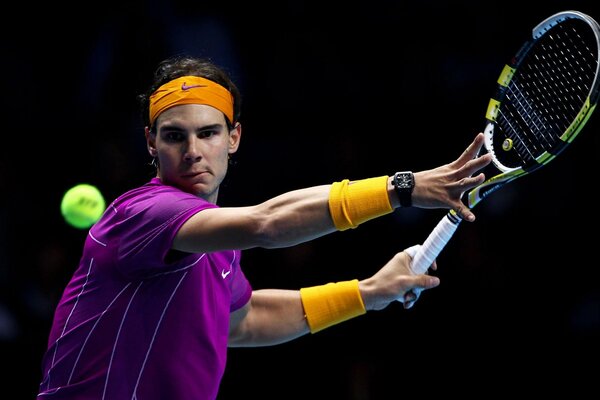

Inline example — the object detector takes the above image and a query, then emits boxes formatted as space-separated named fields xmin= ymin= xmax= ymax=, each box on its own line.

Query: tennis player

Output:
xmin=37 ymin=55 xmax=491 ymax=399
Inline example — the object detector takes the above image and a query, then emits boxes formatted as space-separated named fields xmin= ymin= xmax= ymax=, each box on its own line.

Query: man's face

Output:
xmin=151 ymin=104 xmax=240 ymax=202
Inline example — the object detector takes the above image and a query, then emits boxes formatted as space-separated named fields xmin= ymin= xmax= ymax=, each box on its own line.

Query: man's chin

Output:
xmin=190 ymin=183 xmax=217 ymax=202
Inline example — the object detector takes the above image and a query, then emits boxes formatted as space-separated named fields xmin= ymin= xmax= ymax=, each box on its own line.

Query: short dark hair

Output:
xmin=138 ymin=55 xmax=242 ymax=130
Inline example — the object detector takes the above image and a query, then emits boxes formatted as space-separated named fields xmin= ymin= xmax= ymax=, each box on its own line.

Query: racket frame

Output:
xmin=409 ymin=10 xmax=600 ymax=278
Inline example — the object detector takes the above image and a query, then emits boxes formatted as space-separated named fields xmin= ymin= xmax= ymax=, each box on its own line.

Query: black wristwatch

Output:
xmin=393 ymin=171 xmax=415 ymax=207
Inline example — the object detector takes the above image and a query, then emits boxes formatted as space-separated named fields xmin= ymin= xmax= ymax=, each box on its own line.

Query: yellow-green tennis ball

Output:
xmin=60 ymin=184 xmax=106 ymax=229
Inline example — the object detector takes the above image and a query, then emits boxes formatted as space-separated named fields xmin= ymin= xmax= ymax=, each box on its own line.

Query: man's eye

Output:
xmin=199 ymin=130 xmax=216 ymax=138
xmin=165 ymin=132 xmax=182 ymax=141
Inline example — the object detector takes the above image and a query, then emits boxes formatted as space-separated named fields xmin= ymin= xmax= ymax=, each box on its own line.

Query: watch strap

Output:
xmin=393 ymin=171 xmax=414 ymax=207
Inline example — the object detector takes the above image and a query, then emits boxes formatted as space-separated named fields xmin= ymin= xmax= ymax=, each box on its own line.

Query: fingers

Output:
xmin=453 ymin=202 xmax=475 ymax=222
xmin=418 ymin=275 xmax=440 ymax=289
xmin=405 ymin=244 xmax=438 ymax=274
xmin=453 ymin=168 xmax=489 ymax=222
xmin=450 ymin=138 xmax=492 ymax=222
xmin=402 ymin=289 xmax=419 ymax=309
xmin=402 ymin=275 xmax=440 ymax=309
xmin=403 ymin=298 xmax=416 ymax=309
xmin=404 ymin=291 xmax=417 ymax=303
xmin=462 ymin=171 xmax=487 ymax=187
xmin=404 ymin=244 xmax=421 ymax=259
xmin=454 ymin=132 xmax=485 ymax=165
xmin=451 ymin=172 xmax=486 ymax=202
xmin=430 ymin=259 xmax=438 ymax=271
xmin=461 ymin=154 xmax=492 ymax=177
xmin=452 ymin=134 xmax=491 ymax=186
xmin=405 ymin=244 xmax=439 ymax=274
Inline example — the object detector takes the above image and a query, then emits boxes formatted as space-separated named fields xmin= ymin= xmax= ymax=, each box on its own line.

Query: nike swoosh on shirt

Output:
xmin=181 ymin=83 xmax=206 ymax=90
xmin=221 ymin=269 xmax=231 ymax=279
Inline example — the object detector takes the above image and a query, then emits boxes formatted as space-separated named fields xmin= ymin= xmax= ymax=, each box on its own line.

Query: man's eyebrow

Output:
xmin=159 ymin=123 xmax=223 ymax=132
xmin=196 ymin=123 xmax=224 ymax=131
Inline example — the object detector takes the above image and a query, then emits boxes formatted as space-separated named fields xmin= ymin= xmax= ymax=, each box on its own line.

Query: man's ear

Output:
xmin=228 ymin=123 xmax=242 ymax=154
xmin=145 ymin=126 xmax=157 ymax=156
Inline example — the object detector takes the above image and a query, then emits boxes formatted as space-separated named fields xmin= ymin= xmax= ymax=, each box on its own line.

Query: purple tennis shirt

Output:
xmin=37 ymin=178 xmax=252 ymax=399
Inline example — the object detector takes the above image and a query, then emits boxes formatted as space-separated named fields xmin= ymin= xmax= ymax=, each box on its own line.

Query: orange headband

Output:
xmin=149 ymin=76 xmax=234 ymax=125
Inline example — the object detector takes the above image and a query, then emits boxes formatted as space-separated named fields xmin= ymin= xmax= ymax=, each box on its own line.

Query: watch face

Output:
xmin=395 ymin=173 xmax=413 ymax=189
xmin=398 ymin=177 xmax=411 ymax=188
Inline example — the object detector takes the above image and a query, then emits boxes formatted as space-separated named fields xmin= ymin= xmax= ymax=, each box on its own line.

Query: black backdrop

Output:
xmin=1 ymin=1 xmax=598 ymax=398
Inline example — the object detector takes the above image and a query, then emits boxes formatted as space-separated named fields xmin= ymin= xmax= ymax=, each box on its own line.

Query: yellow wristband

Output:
xmin=328 ymin=175 xmax=393 ymax=230
xmin=300 ymin=279 xmax=366 ymax=333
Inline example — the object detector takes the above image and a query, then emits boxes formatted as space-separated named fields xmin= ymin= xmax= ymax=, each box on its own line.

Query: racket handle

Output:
xmin=411 ymin=211 xmax=462 ymax=274
xmin=399 ymin=211 xmax=463 ymax=308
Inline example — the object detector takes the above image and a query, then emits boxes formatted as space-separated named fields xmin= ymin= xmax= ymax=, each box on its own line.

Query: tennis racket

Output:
xmin=409 ymin=10 xmax=600 ymax=281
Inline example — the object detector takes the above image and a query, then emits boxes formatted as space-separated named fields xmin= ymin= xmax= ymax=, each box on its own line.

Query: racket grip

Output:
xmin=411 ymin=212 xmax=462 ymax=274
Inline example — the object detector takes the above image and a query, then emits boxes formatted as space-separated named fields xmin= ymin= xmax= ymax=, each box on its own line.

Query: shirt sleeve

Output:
xmin=116 ymin=187 xmax=215 ymax=278
xmin=228 ymin=250 xmax=253 ymax=312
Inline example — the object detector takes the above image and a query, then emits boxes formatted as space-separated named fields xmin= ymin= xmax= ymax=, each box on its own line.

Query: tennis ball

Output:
xmin=60 ymin=184 xmax=106 ymax=229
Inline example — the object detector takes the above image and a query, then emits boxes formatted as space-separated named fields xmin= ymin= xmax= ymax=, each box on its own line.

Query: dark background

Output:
xmin=1 ymin=1 xmax=598 ymax=398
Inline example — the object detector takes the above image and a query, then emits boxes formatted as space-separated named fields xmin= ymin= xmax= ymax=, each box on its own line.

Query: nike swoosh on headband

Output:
xmin=181 ymin=83 xmax=206 ymax=90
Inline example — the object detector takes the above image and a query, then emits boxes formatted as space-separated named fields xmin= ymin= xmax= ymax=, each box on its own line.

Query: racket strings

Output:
xmin=496 ymin=18 xmax=598 ymax=168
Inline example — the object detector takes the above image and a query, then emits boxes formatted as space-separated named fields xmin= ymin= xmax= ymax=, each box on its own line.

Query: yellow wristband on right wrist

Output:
xmin=300 ymin=279 xmax=366 ymax=333
xmin=328 ymin=176 xmax=393 ymax=231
